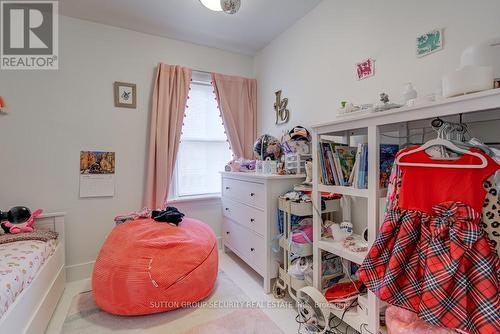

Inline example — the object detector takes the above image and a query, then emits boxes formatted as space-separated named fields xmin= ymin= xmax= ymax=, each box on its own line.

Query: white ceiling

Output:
xmin=59 ymin=0 xmax=322 ymax=55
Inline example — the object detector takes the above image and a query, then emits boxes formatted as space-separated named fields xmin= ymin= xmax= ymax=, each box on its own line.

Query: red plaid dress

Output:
xmin=358 ymin=149 xmax=500 ymax=334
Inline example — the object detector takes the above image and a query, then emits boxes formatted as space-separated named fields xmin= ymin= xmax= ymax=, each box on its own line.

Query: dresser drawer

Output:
xmin=222 ymin=197 xmax=266 ymax=237
xmin=222 ymin=218 xmax=235 ymax=248
xmin=223 ymin=218 xmax=251 ymax=262
xmin=249 ymin=232 xmax=266 ymax=274
xmin=222 ymin=177 xmax=265 ymax=209
xmin=222 ymin=218 xmax=265 ymax=275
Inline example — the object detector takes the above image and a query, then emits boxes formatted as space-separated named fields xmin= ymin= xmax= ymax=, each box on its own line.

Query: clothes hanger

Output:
xmin=395 ymin=137 xmax=489 ymax=169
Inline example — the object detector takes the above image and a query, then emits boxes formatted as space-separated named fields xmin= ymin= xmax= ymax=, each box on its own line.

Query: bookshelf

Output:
xmin=311 ymin=89 xmax=500 ymax=334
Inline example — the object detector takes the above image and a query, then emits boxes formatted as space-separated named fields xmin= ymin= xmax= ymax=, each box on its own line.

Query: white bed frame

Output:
xmin=0 ymin=212 xmax=66 ymax=334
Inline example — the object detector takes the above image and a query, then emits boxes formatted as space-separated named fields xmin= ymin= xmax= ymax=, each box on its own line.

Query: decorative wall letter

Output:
xmin=274 ymin=90 xmax=290 ymax=125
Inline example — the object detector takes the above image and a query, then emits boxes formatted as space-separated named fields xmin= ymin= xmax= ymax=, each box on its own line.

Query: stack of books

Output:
xmin=318 ymin=141 xmax=399 ymax=189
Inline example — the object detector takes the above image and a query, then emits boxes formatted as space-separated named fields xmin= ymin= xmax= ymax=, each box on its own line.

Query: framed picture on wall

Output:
xmin=416 ymin=28 xmax=443 ymax=58
xmin=114 ymin=82 xmax=137 ymax=108
xmin=356 ymin=58 xmax=375 ymax=80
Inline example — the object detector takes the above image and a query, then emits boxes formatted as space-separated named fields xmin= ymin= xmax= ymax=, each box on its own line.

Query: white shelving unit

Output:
xmin=311 ymin=89 xmax=500 ymax=334
xmin=274 ymin=197 xmax=340 ymax=300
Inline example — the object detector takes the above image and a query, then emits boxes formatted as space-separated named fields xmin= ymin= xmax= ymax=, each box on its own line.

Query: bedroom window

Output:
xmin=172 ymin=74 xmax=232 ymax=199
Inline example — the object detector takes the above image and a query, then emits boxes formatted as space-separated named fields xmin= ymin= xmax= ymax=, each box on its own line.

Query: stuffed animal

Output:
xmin=1 ymin=208 xmax=43 ymax=234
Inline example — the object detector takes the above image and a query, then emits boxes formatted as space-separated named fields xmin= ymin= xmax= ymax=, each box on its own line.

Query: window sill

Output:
xmin=167 ymin=194 xmax=221 ymax=205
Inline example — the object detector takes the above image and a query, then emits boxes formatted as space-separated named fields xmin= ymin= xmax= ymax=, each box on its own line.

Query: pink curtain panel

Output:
xmin=211 ymin=73 xmax=257 ymax=160
xmin=144 ymin=63 xmax=192 ymax=208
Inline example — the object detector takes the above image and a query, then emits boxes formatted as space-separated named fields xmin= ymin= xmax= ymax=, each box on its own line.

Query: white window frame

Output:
xmin=169 ymin=72 xmax=231 ymax=201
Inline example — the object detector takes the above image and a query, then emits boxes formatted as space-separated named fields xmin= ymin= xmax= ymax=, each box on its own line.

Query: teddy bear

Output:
xmin=1 ymin=208 xmax=43 ymax=234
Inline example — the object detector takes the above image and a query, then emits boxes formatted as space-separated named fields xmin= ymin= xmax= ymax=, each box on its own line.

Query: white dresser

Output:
xmin=221 ymin=172 xmax=305 ymax=293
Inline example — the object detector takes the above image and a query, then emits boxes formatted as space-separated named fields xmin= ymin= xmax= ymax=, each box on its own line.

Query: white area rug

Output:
xmin=62 ymin=271 xmax=285 ymax=334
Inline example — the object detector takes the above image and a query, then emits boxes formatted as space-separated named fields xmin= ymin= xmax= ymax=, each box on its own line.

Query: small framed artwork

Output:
xmin=416 ymin=28 xmax=443 ymax=58
xmin=114 ymin=82 xmax=137 ymax=108
xmin=356 ymin=58 xmax=375 ymax=80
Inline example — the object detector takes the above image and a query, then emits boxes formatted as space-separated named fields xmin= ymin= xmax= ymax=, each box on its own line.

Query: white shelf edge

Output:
xmin=318 ymin=239 xmax=367 ymax=265
xmin=317 ymin=184 xmax=369 ymax=198
xmin=317 ymin=184 xmax=387 ymax=199
xmin=312 ymin=88 xmax=500 ymax=134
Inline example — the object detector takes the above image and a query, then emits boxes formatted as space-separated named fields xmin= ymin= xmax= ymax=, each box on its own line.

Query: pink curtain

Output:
xmin=211 ymin=73 xmax=257 ymax=160
xmin=144 ymin=64 xmax=192 ymax=208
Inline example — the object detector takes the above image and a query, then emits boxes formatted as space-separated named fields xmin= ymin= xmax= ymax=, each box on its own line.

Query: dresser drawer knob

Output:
xmin=250 ymin=218 xmax=255 ymax=222
xmin=250 ymin=248 xmax=255 ymax=252
xmin=250 ymin=192 xmax=255 ymax=197
xmin=226 ymin=231 xmax=230 ymax=235
xmin=225 ymin=208 xmax=229 ymax=211
xmin=225 ymin=186 xmax=230 ymax=190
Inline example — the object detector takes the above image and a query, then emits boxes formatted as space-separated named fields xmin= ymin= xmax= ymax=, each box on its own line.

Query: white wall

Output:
xmin=0 ymin=16 xmax=253 ymax=280
xmin=255 ymin=0 xmax=500 ymax=137
xmin=2 ymin=1 xmax=499 ymax=281
xmin=254 ymin=0 xmax=500 ymax=229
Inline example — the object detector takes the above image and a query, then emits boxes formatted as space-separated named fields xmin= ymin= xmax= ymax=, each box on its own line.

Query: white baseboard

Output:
xmin=66 ymin=236 xmax=223 ymax=282
xmin=65 ymin=261 xmax=95 ymax=282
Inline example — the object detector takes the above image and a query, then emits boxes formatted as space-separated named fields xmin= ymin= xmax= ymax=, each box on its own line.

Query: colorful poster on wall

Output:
xmin=356 ymin=58 xmax=375 ymax=80
xmin=416 ymin=29 xmax=443 ymax=57
xmin=79 ymin=151 xmax=116 ymax=197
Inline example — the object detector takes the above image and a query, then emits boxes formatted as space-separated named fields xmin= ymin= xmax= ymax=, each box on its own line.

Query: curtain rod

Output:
xmin=192 ymin=68 xmax=212 ymax=75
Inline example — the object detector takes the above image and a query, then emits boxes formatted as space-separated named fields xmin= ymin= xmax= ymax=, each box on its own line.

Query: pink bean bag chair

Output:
xmin=92 ymin=217 xmax=218 ymax=316
xmin=386 ymin=306 xmax=456 ymax=334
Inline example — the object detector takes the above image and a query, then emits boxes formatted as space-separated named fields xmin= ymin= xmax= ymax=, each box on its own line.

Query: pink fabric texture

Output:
xmin=292 ymin=224 xmax=313 ymax=244
xmin=211 ymin=73 xmax=257 ymax=160
xmin=386 ymin=306 xmax=457 ymax=334
xmin=144 ymin=64 xmax=192 ymax=208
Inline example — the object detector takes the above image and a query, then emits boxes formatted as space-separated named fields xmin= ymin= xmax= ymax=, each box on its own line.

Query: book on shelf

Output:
xmin=335 ymin=146 xmax=357 ymax=185
xmin=318 ymin=141 xmax=399 ymax=189
xmin=359 ymin=144 xmax=368 ymax=189
xmin=319 ymin=141 xmax=346 ymax=186
xmin=379 ymin=144 xmax=399 ymax=188
xmin=320 ymin=142 xmax=334 ymax=185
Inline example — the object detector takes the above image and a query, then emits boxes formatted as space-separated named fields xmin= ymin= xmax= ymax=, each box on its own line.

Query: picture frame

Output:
xmin=416 ymin=28 xmax=444 ymax=58
xmin=114 ymin=81 xmax=137 ymax=108
xmin=355 ymin=58 xmax=375 ymax=80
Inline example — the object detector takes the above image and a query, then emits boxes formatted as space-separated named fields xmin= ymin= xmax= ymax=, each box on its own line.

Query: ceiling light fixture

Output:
xmin=199 ymin=0 xmax=241 ymax=14
xmin=199 ymin=0 xmax=222 ymax=12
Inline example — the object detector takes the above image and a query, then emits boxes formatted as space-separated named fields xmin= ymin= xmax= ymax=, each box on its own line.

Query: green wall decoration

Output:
xmin=416 ymin=28 xmax=443 ymax=58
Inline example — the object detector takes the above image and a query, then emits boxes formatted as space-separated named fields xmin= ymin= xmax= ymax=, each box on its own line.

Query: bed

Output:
xmin=0 ymin=212 xmax=65 ymax=334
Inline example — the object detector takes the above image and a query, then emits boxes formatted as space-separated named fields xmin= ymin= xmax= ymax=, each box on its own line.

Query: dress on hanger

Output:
xmin=480 ymin=176 xmax=500 ymax=255
xmin=358 ymin=147 xmax=500 ymax=334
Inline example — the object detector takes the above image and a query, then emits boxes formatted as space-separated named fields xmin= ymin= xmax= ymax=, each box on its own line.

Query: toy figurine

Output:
xmin=374 ymin=93 xmax=403 ymax=112
xmin=0 ymin=206 xmax=43 ymax=234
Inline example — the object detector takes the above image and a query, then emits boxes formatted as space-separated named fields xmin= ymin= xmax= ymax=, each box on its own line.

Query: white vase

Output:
xmin=402 ymin=82 xmax=417 ymax=103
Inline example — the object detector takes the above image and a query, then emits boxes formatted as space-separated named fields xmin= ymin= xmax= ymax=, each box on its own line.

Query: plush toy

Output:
xmin=386 ymin=305 xmax=456 ymax=334
xmin=0 ymin=206 xmax=31 ymax=233
xmin=1 ymin=207 xmax=43 ymax=234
